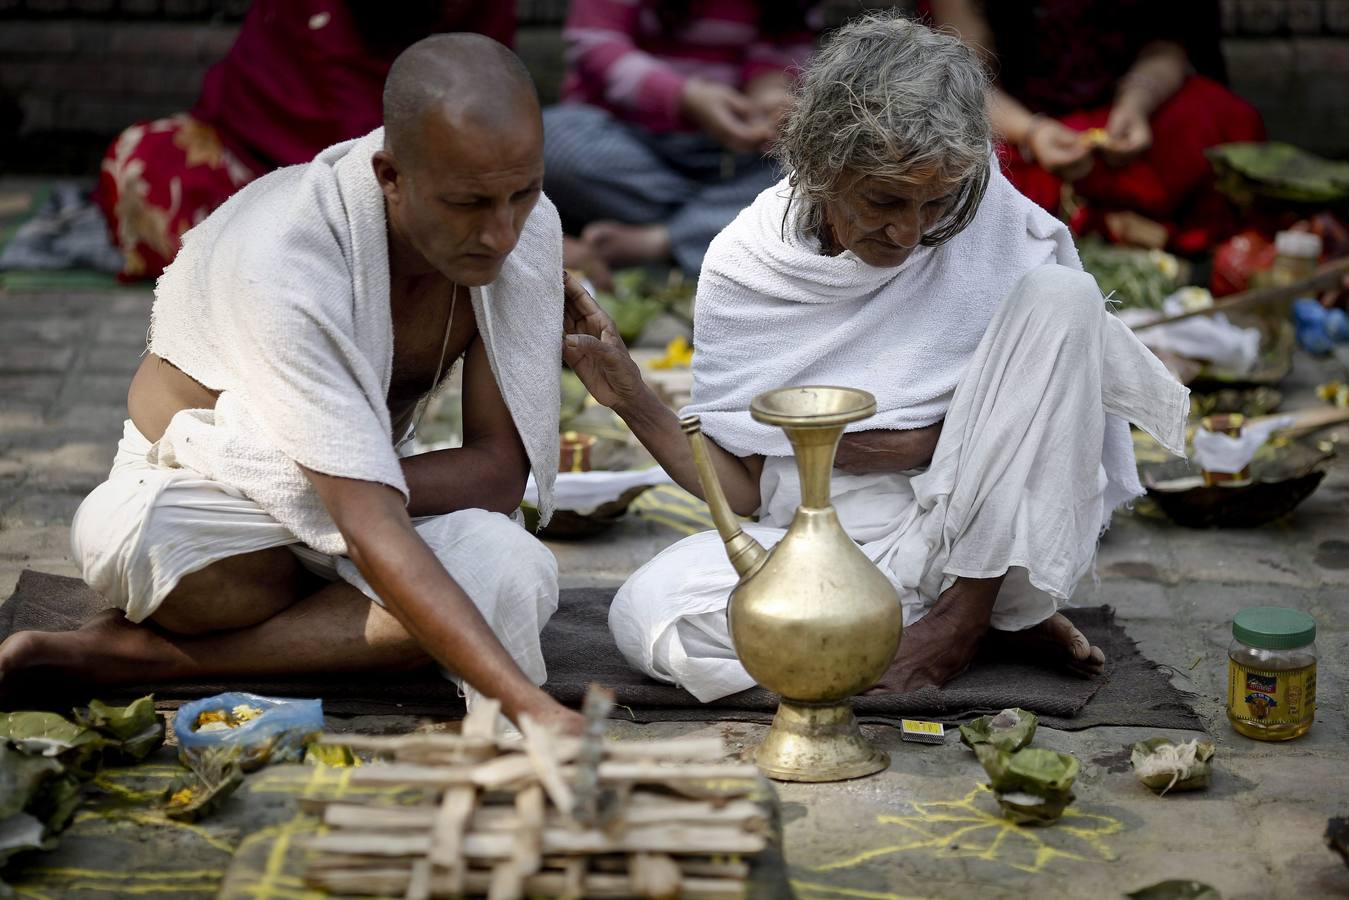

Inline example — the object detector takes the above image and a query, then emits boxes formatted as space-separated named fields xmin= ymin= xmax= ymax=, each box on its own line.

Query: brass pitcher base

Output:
xmin=754 ymin=699 xmax=889 ymax=783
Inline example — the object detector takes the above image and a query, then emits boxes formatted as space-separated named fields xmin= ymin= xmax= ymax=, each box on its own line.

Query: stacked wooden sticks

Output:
xmin=302 ymin=687 xmax=769 ymax=899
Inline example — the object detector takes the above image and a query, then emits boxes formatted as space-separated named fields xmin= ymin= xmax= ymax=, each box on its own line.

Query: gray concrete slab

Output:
xmin=2 ymin=284 xmax=1347 ymax=897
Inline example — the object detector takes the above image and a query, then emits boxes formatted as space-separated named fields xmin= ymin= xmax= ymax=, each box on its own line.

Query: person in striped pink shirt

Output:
xmin=544 ymin=0 xmax=819 ymax=285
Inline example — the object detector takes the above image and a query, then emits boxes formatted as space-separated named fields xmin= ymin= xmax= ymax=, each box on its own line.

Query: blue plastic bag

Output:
xmin=1293 ymin=297 xmax=1326 ymax=329
xmin=173 ymin=693 xmax=323 ymax=770
xmin=1326 ymin=308 xmax=1349 ymax=341
xmin=1292 ymin=298 xmax=1344 ymax=354
xmin=1298 ymin=323 xmax=1336 ymax=355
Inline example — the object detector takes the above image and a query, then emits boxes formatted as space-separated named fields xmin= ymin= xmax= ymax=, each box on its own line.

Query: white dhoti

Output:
xmin=71 ymin=421 xmax=559 ymax=690
xmin=66 ymin=127 xmax=569 ymax=709
xmin=610 ymin=266 xmax=1188 ymax=702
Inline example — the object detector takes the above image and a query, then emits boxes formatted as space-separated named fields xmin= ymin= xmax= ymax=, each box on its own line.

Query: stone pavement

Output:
xmin=2 ymin=285 xmax=1348 ymax=899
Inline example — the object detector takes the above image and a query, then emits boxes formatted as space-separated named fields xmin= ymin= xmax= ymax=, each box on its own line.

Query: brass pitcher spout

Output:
xmin=679 ymin=415 xmax=768 ymax=581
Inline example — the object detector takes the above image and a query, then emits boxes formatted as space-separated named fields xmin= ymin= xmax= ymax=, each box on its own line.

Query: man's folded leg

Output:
xmin=609 ymin=526 xmax=787 ymax=703
xmin=1 ymin=430 xmax=557 ymax=694
xmin=335 ymin=508 xmax=559 ymax=691
xmin=883 ymin=265 xmax=1185 ymax=686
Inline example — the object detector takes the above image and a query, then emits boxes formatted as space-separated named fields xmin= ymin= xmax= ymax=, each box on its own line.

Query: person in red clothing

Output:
xmin=544 ymin=0 xmax=819 ymax=282
xmin=929 ymin=0 xmax=1265 ymax=255
xmin=97 ymin=0 xmax=513 ymax=281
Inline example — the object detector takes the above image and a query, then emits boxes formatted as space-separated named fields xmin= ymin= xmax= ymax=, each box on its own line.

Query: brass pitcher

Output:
xmin=680 ymin=386 xmax=903 ymax=782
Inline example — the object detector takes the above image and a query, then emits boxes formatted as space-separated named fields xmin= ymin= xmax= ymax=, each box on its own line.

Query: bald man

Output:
xmin=0 ymin=36 xmax=582 ymax=733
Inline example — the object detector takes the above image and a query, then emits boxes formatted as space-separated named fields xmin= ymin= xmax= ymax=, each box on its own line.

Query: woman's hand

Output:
xmin=1026 ymin=118 xmax=1094 ymax=181
xmin=561 ymin=273 xmax=765 ymax=515
xmin=562 ymin=272 xmax=645 ymax=411
xmin=680 ymin=78 xmax=771 ymax=153
xmin=1101 ymin=39 xmax=1183 ymax=167
xmin=1102 ymin=99 xmax=1153 ymax=167
xmin=746 ymin=72 xmax=794 ymax=149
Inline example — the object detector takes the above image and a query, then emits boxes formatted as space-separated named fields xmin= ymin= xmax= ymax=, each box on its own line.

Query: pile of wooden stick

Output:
xmin=302 ymin=687 xmax=768 ymax=899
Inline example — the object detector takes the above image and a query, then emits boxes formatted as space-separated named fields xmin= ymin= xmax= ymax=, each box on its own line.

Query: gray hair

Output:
xmin=774 ymin=11 xmax=992 ymax=246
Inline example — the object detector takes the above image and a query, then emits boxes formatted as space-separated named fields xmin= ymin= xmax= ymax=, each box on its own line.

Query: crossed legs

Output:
xmin=0 ymin=546 xmax=431 ymax=699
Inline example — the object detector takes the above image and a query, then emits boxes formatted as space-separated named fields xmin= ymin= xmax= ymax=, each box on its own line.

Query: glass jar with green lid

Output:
xmin=1227 ymin=607 xmax=1317 ymax=741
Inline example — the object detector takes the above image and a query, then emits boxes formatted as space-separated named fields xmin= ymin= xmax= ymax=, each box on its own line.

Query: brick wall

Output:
xmin=0 ymin=1 xmax=573 ymax=171
xmin=0 ymin=19 xmax=236 ymax=134
xmin=1223 ymin=0 xmax=1349 ymax=34
xmin=1220 ymin=0 xmax=1349 ymax=157
xmin=0 ymin=0 xmax=1346 ymax=174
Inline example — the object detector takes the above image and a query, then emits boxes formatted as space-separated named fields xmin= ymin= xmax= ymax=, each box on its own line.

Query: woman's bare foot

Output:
xmin=0 ymin=610 xmax=195 ymax=703
xmin=581 ymin=221 xmax=672 ymax=267
xmin=867 ymin=576 xmax=1002 ymax=694
xmin=983 ymin=613 xmax=1107 ymax=677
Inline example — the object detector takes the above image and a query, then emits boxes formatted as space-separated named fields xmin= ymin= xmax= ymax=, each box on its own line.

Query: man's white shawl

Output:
xmin=147 ymin=128 xmax=562 ymax=554
xmin=684 ymin=168 xmax=1144 ymax=524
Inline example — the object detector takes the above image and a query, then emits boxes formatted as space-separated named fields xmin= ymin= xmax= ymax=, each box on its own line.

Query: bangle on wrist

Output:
xmin=1018 ymin=113 xmax=1046 ymax=164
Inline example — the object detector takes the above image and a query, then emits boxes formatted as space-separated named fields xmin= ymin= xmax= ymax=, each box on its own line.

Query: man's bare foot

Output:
xmin=581 ymin=221 xmax=672 ymax=267
xmin=867 ymin=576 xmax=1002 ymax=694
xmin=984 ymin=613 xmax=1107 ymax=677
xmin=0 ymin=610 xmax=194 ymax=703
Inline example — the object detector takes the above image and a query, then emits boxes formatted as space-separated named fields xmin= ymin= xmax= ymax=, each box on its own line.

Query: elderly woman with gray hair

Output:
xmin=562 ymin=12 xmax=1188 ymax=698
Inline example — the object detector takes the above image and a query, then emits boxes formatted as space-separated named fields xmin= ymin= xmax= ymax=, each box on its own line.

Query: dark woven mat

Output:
xmin=1 ymin=570 xmax=1201 ymax=731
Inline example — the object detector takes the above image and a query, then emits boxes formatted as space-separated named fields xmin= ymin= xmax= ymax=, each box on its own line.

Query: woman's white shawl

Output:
xmin=147 ymin=128 xmax=562 ymax=554
xmin=683 ymin=168 xmax=1144 ymax=527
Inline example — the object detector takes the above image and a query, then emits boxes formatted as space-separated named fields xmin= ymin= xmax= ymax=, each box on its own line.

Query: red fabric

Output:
xmin=1000 ymin=76 xmax=1265 ymax=253
xmin=916 ymin=0 xmax=1227 ymax=114
xmin=1210 ymin=231 xmax=1277 ymax=296
xmin=97 ymin=115 xmax=265 ymax=282
xmin=99 ymin=1 xmax=514 ymax=280
xmin=194 ymin=0 xmax=515 ymax=169
xmin=560 ymin=0 xmax=815 ymax=133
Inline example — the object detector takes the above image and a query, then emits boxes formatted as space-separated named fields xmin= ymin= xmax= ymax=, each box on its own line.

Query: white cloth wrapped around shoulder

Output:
xmin=682 ymin=169 xmax=1160 ymax=527
xmin=146 ymin=128 xmax=564 ymax=553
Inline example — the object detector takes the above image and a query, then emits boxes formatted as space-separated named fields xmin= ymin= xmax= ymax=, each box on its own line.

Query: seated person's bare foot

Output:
xmin=581 ymin=221 xmax=672 ymax=267
xmin=983 ymin=613 xmax=1106 ymax=677
xmin=0 ymin=610 xmax=190 ymax=703
xmin=867 ymin=576 xmax=1002 ymax=694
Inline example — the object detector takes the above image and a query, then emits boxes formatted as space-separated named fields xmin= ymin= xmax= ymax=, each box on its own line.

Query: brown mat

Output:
xmin=1 ymin=570 xmax=1202 ymax=731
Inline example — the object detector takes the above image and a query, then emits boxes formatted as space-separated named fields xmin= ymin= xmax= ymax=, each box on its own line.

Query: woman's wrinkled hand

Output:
xmin=1027 ymin=118 xmax=1094 ymax=181
xmin=562 ymin=272 xmax=645 ymax=411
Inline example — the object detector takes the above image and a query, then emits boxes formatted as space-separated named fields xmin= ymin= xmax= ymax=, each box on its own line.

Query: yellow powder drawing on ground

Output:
xmin=13 ymin=867 xmax=225 ymax=897
xmin=792 ymin=881 xmax=934 ymax=900
xmin=71 ymin=807 xmax=240 ymax=856
xmin=630 ymin=483 xmax=718 ymax=535
xmin=223 ymin=817 xmax=328 ymax=900
xmin=8 ymin=762 xmax=375 ymax=899
xmin=811 ymin=785 xmax=1122 ymax=877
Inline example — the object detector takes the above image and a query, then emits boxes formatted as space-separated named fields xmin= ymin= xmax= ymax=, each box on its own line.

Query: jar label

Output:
xmin=1227 ymin=662 xmax=1316 ymax=727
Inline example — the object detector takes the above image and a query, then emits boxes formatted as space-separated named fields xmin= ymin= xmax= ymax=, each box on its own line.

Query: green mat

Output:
xmin=0 ymin=181 xmax=123 ymax=293
xmin=0 ymin=268 xmax=122 ymax=292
